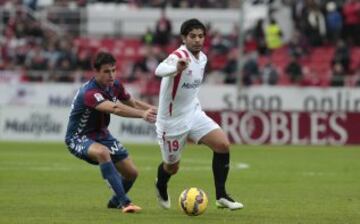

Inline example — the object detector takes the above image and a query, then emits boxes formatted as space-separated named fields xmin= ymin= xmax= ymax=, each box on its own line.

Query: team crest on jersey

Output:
xmin=94 ymin=93 xmax=104 ymax=102
xmin=186 ymin=70 xmax=193 ymax=76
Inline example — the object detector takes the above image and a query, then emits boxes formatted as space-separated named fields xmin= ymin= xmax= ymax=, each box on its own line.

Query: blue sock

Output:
xmin=100 ymin=162 xmax=130 ymax=207
xmin=109 ymin=178 xmax=135 ymax=207
xmin=122 ymin=178 xmax=135 ymax=193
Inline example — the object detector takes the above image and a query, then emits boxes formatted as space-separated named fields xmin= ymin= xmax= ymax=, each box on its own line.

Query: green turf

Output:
xmin=0 ymin=142 xmax=359 ymax=224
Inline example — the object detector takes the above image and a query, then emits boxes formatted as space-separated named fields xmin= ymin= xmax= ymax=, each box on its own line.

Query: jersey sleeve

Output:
xmin=117 ymin=82 xmax=131 ymax=101
xmin=84 ymin=89 xmax=106 ymax=108
xmin=155 ymin=54 xmax=179 ymax=77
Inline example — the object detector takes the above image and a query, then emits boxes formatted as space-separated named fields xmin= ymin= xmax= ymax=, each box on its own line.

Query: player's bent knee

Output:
xmin=95 ymin=147 xmax=111 ymax=162
xmin=168 ymin=167 xmax=179 ymax=175
xmin=164 ymin=164 xmax=179 ymax=175
xmin=214 ymin=141 xmax=230 ymax=153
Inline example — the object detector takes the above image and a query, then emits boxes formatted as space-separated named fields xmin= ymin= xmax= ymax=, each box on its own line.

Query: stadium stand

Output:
xmin=0 ymin=0 xmax=359 ymax=88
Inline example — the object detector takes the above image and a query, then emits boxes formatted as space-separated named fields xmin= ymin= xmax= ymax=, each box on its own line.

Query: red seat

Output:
xmin=209 ymin=54 xmax=227 ymax=70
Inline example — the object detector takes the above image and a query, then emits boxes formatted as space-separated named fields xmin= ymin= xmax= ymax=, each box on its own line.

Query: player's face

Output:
xmin=183 ymin=28 xmax=205 ymax=54
xmin=96 ymin=63 xmax=116 ymax=87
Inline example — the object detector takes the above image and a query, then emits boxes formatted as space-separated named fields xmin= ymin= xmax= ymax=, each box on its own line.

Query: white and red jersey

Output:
xmin=155 ymin=45 xmax=207 ymax=136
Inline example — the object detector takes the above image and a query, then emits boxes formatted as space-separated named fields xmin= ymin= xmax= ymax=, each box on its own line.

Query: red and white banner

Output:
xmin=1 ymin=106 xmax=360 ymax=145
xmin=2 ymin=84 xmax=360 ymax=112
xmin=207 ymin=111 xmax=358 ymax=145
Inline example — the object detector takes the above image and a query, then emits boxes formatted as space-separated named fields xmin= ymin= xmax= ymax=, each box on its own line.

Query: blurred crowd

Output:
xmin=0 ymin=0 xmax=241 ymax=9
xmin=0 ymin=5 xmax=82 ymax=82
xmin=232 ymin=0 xmax=360 ymax=87
xmin=0 ymin=0 xmax=268 ymax=8
xmin=0 ymin=0 xmax=359 ymax=89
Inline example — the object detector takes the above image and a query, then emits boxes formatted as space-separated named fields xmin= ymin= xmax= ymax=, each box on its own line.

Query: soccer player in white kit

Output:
xmin=154 ymin=18 xmax=244 ymax=210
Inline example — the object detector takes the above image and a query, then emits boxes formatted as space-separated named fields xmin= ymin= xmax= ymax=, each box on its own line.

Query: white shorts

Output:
xmin=157 ymin=111 xmax=220 ymax=164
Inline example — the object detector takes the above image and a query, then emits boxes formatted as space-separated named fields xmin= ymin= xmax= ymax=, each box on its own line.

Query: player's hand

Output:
xmin=150 ymin=106 xmax=158 ymax=114
xmin=143 ymin=107 xmax=157 ymax=123
xmin=176 ymin=59 xmax=189 ymax=73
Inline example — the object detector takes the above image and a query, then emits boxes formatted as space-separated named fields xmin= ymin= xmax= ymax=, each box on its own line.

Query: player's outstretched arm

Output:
xmin=155 ymin=55 xmax=188 ymax=77
xmin=95 ymin=100 xmax=156 ymax=123
xmin=122 ymin=98 xmax=156 ymax=111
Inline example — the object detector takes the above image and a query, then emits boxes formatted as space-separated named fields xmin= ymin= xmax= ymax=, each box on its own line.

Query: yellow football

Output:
xmin=179 ymin=187 xmax=208 ymax=216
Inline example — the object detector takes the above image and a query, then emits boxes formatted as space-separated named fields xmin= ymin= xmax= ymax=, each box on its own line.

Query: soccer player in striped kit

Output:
xmin=154 ymin=18 xmax=243 ymax=210
xmin=65 ymin=52 xmax=156 ymax=213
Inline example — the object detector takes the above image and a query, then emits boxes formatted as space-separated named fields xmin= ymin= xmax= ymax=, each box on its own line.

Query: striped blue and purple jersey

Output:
xmin=65 ymin=77 xmax=130 ymax=141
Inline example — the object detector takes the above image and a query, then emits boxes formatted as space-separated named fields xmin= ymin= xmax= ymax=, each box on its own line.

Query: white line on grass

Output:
xmin=141 ymin=162 xmax=250 ymax=171
xmin=235 ymin=163 xmax=250 ymax=169
xmin=0 ymin=162 xmax=250 ymax=172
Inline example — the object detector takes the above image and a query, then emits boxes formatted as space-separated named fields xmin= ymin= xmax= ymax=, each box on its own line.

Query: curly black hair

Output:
xmin=180 ymin=18 xmax=206 ymax=36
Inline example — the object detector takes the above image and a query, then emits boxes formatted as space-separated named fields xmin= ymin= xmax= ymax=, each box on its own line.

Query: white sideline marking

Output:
xmin=0 ymin=162 xmax=250 ymax=172
xmin=142 ymin=162 xmax=250 ymax=171
xmin=302 ymin=172 xmax=325 ymax=176
xmin=235 ymin=163 xmax=250 ymax=169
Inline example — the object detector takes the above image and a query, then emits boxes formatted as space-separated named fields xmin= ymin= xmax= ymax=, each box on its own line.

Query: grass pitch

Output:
xmin=0 ymin=142 xmax=359 ymax=224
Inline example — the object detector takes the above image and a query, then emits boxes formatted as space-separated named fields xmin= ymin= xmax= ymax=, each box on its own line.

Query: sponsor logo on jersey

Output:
xmin=94 ymin=93 xmax=104 ymax=102
xmin=182 ymin=79 xmax=202 ymax=89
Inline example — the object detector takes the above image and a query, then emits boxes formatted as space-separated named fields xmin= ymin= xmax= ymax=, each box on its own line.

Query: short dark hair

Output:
xmin=180 ymin=18 xmax=206 ymax=36
xmin=93 ymin=52 xmax=116 ymax=71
